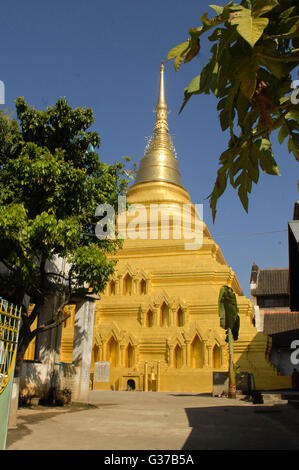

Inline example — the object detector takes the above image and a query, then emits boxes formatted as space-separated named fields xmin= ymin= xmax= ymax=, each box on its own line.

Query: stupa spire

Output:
xmin=132 ymin=62 xmax=183 ymax=188
xmin=154 ymin=61 xmax=168 ymax=133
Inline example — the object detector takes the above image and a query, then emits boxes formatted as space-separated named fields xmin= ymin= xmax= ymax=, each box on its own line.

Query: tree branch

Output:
xmin=34 ymin=312 xmax=71 ymax=334
xmin=46 ymin=271 xmax=69 ymax=281
xmin=256 ymin=52 xmax=299 ymax=63
xmin=33 ymin=271 xmax=73 ymax=335
xmin=0 ymin=258 xmax=16 ymax=273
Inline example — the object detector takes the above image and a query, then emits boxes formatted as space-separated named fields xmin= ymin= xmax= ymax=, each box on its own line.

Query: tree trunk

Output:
xmin=14 ymin=299 xmax=71 ymax=378
xmin=14 ymin=334 xmax=33 ymax=378
xmin=227 ymin=328 xmax=236 ymax=399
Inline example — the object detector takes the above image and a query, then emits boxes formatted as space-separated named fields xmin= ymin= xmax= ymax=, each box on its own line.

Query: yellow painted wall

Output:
xmin=23 ymin=304 xmax=37 ymax=361
xmin=60 ymin=304 xmax=76 ymax=363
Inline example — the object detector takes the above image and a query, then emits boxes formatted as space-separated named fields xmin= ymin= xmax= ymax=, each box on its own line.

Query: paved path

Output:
xmin=6 ymin=391 xmax=299 ymax=450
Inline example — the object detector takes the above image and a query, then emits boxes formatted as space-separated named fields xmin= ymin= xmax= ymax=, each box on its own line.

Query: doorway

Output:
xmin=127 ymin=379 xmax=135 ymax=390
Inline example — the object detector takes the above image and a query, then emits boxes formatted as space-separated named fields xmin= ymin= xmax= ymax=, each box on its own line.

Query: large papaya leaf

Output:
xmin=167 ymin=0 xmax=299 ymax=219
xmin=230 ymin=7 xmax=270 ymax=47
xmin=218 ymin=285 xmax=239 ymax=331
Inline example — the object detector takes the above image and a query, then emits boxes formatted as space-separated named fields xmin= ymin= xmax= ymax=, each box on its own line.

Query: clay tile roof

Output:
xmin=251 ymin=268 xmax=289 ymax=296
xmin=263 ymin=311 xmax=299 ymax=335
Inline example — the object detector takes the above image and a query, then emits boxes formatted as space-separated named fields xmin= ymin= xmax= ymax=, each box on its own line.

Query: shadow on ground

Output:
xmin=170 ymin=393 xmax=212 ymax=397
xmin=6 ymin=404 xmax=97 ymax=448
xmin=182 ymin=403 xmax=299 ymax=450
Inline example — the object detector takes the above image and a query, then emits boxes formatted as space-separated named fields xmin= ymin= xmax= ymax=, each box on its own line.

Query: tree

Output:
xmin=167 ymin=0 xmax=299 ymax=220
xmin=0 ymin=98 xmax=130 ymax=376
xmin=218 ymin=285 xmax=240 ymax=398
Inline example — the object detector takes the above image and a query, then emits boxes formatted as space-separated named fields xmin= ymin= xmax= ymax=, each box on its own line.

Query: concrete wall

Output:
xmin=19 ymin=296 xmax=96 ymax=403
xmin=271 ymin=347 xmax=296 ymax=376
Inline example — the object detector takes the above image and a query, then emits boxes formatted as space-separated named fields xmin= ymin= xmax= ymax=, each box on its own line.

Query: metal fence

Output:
xmin=0 ymin=298 xmax=22 ymax=395
xmin=0 ymin=298 xmax=22 ymax=449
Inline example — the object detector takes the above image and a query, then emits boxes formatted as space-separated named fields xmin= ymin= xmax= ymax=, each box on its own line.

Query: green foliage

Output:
xmin=0 ymin=99 xmax=130 ymax=366
xmin=218 ymin=285 xmax=240 ymax=341
xmin=218 ymin=285 xmax=240 ymax=394
xmin=234 ymin=364 xmax=245 ymax=386
xmin=167 ymin=0 xmax=299 ymax=220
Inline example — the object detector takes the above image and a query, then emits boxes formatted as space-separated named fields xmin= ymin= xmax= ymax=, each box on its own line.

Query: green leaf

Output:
xmin=167 ymin=0 xmax=299 ymax=220
xmin=186 ymin=75 xmax=201 ymax=94
xmin=184 ymin=31 xmax=200 ymax=63
xmin=209 ymin=4 xmax=224 ymax=16
xmin=179 ymin=75 xmax=201 ymax=113
xmin=288 ymin=136 xmax=299 ymax=161
xmin=252 ymin=0 xmax=279 ymax=18
xmin=167 ymin=40 xmax=190 ymax=71
xmin=247 ymin=145 xmax=260 ymax=184
xmin=285 ymin=109 xmax=299 ymax=121
xmin=236 ymin=57 xmax=258 ymax=99
xmin=230 ymin=8 xmax=269 ymax=47
xmin=279 ymin=6 xmax=296 ymax=21
xmin=232 ymin=314 xmax=240 ymax=341
xmin=259 ymin=138 xmax=281 ymax=175
xmin=238 ymin=183 xmax=249 ymax=212
xmin=236 ymin=90 xmax=250 ymax=126
xmin=218 ymin=285 xmax=239 ymax=331
xmin=167 ymin=40 xmax=190 ymax=61
xmin=278 ymin=121 xmax=289 ymax=144
xmin=218 ymin=286 xmax=227 ymax=329
xmin=219 ymin=82 xmax=239 ymax=136
xmin=201 ymin=11 xmax=223 ymax=27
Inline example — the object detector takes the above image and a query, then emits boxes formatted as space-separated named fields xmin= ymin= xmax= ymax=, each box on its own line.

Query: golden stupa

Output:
xmin=89 ymin=63 xmax=290 ymax=392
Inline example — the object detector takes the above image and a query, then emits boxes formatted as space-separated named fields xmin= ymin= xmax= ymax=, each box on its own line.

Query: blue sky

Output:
xmin=1 ymin=0 xmax=298 ymax=297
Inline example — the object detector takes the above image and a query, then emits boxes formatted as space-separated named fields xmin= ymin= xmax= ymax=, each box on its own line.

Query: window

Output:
xmin=160 ymin=302 xmax=169 ymax=327
xmin=139 ymin=279 xmax=146 ymax=295
xmin=191 ymin=335 xmax=204 ymax=368
xmin=106 ymin=336 xmax=117 ymax=367
xmin=177 ymin=308 xmax=184 ymax=327
xmin=174 ymin=344 xmax=182 ymax=368
xmin=109 ymin=280 xmax=116 ymax=296
xmin=212 ymin=344 xmax=221 ymax=369
xmin=123 ymin=273 xmax=133 ymax=295
xmin=146 ymin=309 xmax=154 ymax=327
xmin=125 ymin=343 xmax=134 ymax=368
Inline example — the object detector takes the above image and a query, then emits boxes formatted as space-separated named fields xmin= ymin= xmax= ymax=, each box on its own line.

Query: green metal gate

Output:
xmin=0 ymin=298 xmax=22 ymax=450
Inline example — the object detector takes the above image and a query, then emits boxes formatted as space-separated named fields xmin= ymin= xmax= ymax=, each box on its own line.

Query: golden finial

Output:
xmin=131 ymin=62 xmax=183 ymax=188
xmin=155 ymin=61 xmax=168 ymax=133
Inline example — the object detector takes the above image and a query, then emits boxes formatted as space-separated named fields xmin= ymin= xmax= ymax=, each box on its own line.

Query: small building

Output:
xmin=289 ymin=200 xmax=299 ymax=311
xmin=250 ymin=220 xmax=299 ymax=377
xmin=250 ymin=265 xmax=290 ymax=331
